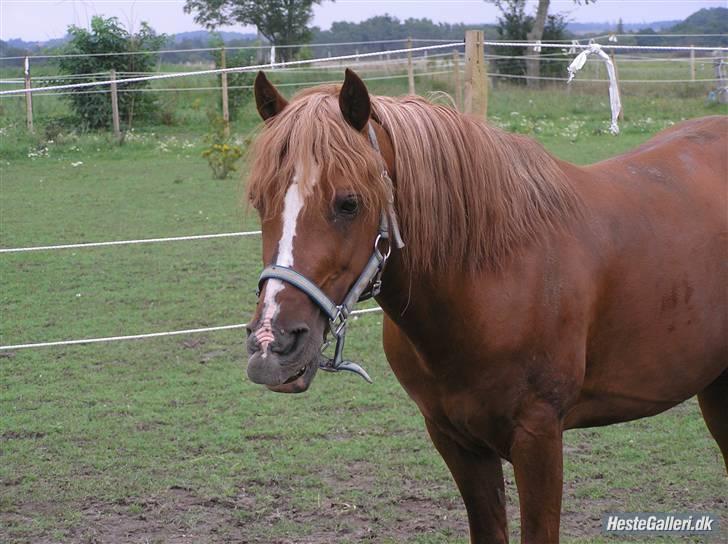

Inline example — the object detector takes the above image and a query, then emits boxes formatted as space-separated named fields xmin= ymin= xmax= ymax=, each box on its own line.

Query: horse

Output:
xmin=244 ymin=68 xmax=727 ymax=543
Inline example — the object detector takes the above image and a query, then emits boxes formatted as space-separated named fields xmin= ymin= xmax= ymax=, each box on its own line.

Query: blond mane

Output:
xmin=247 ymin=85 xmax=582 ymax=273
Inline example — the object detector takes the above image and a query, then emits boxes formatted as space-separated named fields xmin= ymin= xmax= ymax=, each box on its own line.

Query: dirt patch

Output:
xmin=19 ymin=487 xmax=256 ymax=544
xmin=1 ymin=430 xmax=46 ymax=440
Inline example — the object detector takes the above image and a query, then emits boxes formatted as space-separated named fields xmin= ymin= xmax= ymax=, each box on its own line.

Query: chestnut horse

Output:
xmin=244 ymin=69 xmax=727 ymax=543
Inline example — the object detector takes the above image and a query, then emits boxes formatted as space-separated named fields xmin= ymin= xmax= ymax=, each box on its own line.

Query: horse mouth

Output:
xmin=266 ymin=359 xmax=318 ymax=393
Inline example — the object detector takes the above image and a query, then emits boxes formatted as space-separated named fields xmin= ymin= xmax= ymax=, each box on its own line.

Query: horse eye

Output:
xmin=336 ymin=195 xmax=359 ymax=217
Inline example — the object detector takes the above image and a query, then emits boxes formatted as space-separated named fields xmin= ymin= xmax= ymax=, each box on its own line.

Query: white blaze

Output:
xmin=254 ymin=175 xmax=306 ymax=356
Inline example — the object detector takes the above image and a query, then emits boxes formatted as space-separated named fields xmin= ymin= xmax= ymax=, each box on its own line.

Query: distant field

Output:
xmin=1 ymin=73 xmax=726 ymax=543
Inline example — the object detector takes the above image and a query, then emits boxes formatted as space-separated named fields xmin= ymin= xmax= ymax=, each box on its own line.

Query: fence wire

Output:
xmin=2 ymin=36 xmax=726 ymax=353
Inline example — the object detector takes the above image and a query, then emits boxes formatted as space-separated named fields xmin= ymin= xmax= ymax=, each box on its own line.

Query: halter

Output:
xmin=256 ymin=123 xmax=404 ymax=383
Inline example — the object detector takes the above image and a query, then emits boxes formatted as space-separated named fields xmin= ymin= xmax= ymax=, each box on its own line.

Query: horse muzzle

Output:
xmin=246 ymin=321 xmax=322 ymax=393
xmin=246 ymin=351 xmax=319 ymax=393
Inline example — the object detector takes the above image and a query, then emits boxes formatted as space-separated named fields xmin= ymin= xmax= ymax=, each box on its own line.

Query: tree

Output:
xmin=310 ymin=16 xmax=488 ymax=56
xmin=184 ymin=0 xmax=325 ymax=61
xmin=489 ymin=0 xmax=595 ymax=87
xmin=493 ymin=0 xmax=529 ymax=78
xmin=524 ymin=0 xmax=551 ymax=87
xmin=492 ymin=1 xmax=568 ymax=83
xmin=58 ymin=16 xmax=165 ymax=130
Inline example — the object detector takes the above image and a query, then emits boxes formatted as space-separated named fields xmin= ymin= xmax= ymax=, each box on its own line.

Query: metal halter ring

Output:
xmin=374 ymin=234 xmax=392 ymax=262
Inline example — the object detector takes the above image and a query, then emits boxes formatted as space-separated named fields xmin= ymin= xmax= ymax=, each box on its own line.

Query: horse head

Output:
xmin=245 ymin=69 xmax=397 ymax=393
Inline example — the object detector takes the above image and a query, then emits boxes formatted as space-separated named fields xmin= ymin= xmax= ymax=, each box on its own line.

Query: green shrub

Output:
xmin=58 ymin=16 xmax=166 ymax=131
xmin=201 ymin=113 xmax=244 ymax=179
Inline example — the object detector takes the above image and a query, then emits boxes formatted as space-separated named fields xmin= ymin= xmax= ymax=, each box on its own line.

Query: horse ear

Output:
xmin=339 ymin=68 xmax=371 ymax=132
xmin=254 ymin=71 xmax=288 ymax=121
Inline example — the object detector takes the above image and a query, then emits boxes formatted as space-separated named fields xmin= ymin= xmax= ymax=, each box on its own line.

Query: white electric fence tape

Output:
xmin=0 ymin=307 xmax=383 ymax=351
xmin=567 ymin=43 xmax=622 ymax=134
xmin=0 ymin=42 xmax=463 ymax=96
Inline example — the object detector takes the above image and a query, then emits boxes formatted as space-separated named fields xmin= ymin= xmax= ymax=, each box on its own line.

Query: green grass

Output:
xmin=0 ymin=78 xmax=726 ymax=543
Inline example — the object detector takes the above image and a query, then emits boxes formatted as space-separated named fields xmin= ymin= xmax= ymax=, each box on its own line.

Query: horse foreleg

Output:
xmin=425 ymin=419 xmax=509 ymax=544
xmin=510 ymin=405 xmax=563 ymax=544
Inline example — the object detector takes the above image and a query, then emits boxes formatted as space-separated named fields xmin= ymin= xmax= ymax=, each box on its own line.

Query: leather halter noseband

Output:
xmin=256 ymin=123 xmax=404 ymax=383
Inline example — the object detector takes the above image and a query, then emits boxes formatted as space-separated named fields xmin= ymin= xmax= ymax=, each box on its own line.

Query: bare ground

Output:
xmin=6 ymin=468 xmax=716 ymax=544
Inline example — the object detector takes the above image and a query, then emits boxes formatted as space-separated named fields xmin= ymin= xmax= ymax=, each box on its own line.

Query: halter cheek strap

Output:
xmin=368 ymin=123 xmax=405 ymax=251
xmin=255 ymin=121 xmax=403 ymax=383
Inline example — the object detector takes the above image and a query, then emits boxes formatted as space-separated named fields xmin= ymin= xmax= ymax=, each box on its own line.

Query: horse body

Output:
xmin=245 ymin=70 xmax=727 ymax=543
xmin=382 ymin=115 xmax=727 ymax=429
xmin=377 ymin=116 xmax=727 ymax=541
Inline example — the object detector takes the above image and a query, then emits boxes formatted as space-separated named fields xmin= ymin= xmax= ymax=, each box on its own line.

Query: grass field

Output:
xmin=1 ymin=76 xmax=726 ymax=544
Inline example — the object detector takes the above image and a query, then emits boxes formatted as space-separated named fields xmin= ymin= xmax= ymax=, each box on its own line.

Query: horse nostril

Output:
xmin=271 ymin=323 xmax=310 ymax=355
xmin=290 ymin=324 xmax=310 ymax=337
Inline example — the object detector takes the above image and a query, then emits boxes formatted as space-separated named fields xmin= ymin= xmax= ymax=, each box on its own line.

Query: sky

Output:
xmin=1 ymin=0 xmax=724 ymax=42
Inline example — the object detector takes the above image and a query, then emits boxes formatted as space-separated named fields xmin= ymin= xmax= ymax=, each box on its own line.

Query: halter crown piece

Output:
xmin=256 ymin=123 xmax=404 ymax=383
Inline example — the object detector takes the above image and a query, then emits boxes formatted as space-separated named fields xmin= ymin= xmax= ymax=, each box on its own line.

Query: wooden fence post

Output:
xmin=220 ymin=47 xmax=230 ymax=138
xmin=24 ymin=57 xmax=34 ymax=133
xmin=464 ymin=30 xmax=487 ymax=117
xmin=407 ymin=37 xmax=415 ymax=95
xmin=690 ymin=45 xmax=696 ymax=82
xmin=109 ymin=69 xmax=121 ymax=142
xmin=453 ymin=49 xmax=462 ymax=111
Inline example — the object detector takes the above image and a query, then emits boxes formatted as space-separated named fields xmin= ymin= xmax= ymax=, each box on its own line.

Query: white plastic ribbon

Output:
xmin=567 ymin=43 xmax=622 ymax=135
xmin=608 ymin=34 xmax=618 ymax=43
xmin=533 ymin=40 xmax=542 ymax=53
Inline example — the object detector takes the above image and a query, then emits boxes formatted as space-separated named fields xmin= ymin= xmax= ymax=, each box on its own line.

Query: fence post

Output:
xmin=109 ymin=69 xmax=121 ymax=142
xmin=220 ymin=47 xmax=230 ymax=138
xmin=453 ymin=49 xmax=462 ymax=111
xmin=24 ymin=56 xmax=34 ymax=133
xmin=407 ymin=37 xmax=415 ymax=95
xmin=464 ymin=30 xmax=487 ymax=117
xmin=690 ymin=45 xmax=696 ymax=82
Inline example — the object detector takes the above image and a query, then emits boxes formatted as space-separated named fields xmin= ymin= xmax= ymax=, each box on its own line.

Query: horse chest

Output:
xmin=384 ymin=338 xmax=524 ymax=455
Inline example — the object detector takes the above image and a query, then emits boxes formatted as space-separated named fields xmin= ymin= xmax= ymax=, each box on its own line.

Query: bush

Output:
xmin=58 ymin=16 xmax=166 ymax=131
xmin=201 ymin=113 xmax=244 ymax=179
